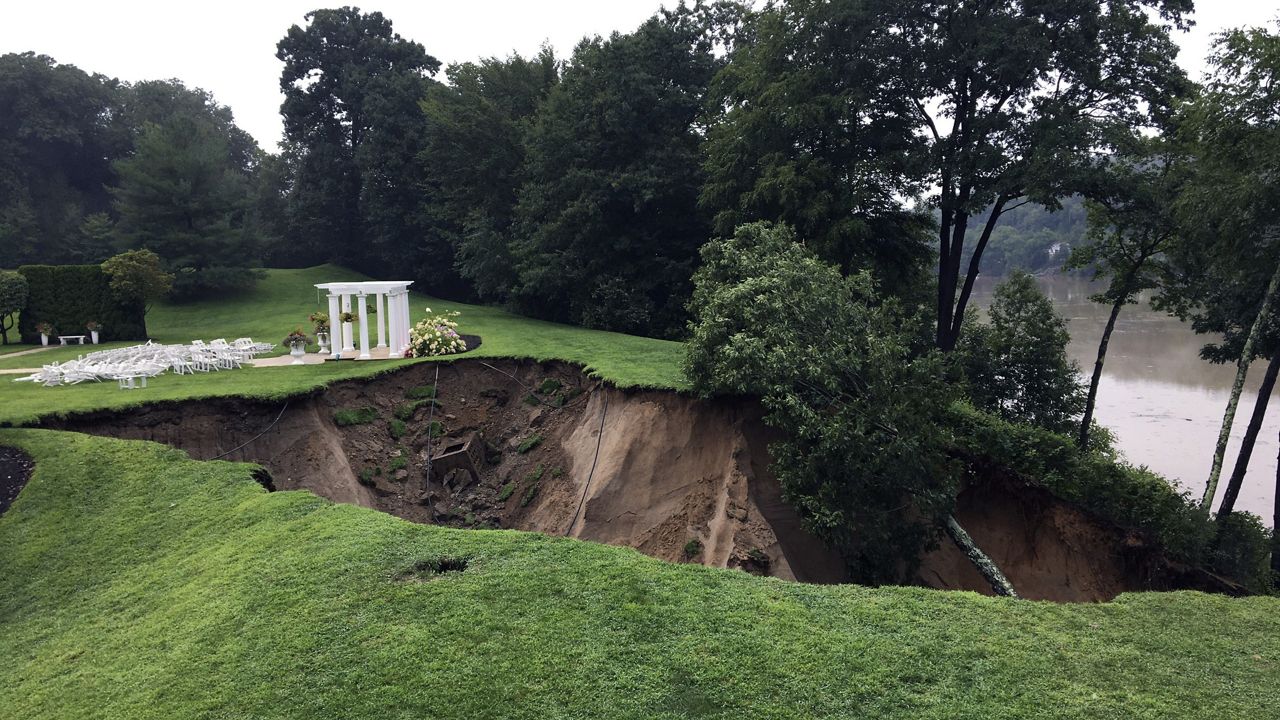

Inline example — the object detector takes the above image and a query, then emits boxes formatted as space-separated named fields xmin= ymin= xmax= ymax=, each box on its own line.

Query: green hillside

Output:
xmin=1 ymin=429 xmax=1276 ymax=719
xmin=0 ymin=266 xmax=685 ymax=425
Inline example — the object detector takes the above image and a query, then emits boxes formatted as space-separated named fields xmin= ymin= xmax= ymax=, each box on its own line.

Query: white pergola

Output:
xmin=314 ymin=281 xmax=414 ymax=359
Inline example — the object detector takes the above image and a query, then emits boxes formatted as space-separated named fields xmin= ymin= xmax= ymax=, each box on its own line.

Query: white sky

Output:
xmin=2 ymin=1 xmax=1277 ymax=151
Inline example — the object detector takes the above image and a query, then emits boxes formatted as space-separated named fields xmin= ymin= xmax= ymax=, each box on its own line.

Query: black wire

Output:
xmin=210 ymin=401 xmax=290 ymax=460
xmin=423 ymin=363 xmax=441 ymax=481
xmin=567 ymin=388 xmax=609 ymax=536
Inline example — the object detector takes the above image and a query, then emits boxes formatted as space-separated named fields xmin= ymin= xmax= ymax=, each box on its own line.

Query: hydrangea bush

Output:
xmin=407 ymin=309 xmax=466 ymax=357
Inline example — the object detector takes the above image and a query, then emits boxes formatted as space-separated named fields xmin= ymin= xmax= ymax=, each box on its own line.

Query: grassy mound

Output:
xmin=0 ymin=265 xmax=684 ymax=425
xmin=1 ymin=429 xmax=1278 ymax=719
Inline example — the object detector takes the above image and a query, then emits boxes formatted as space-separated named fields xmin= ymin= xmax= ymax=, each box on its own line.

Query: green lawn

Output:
xmin=0 ymin=265 xmax=685 ymax=425
xmin=1 ymin=429 xmax=1276 ymax=719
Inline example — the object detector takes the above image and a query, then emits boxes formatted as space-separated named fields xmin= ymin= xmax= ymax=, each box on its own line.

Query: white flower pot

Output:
xmin=40 ymin=334 xmax=48 ymax=346
xmin=90 ymin=330 xmax=99 ymax=344
xmin=290 ymin=341 xmax=307 ymax=365
xmin=317 ymin=332 xmax=329 ymax=352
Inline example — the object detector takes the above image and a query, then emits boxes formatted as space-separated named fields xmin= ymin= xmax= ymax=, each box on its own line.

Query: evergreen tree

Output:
xmin=511 ymin=10 xmax=717 ymax=337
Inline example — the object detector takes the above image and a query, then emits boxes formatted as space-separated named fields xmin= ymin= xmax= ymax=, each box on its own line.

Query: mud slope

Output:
xmin=42 ymin=358 xmax=1217 ymax=600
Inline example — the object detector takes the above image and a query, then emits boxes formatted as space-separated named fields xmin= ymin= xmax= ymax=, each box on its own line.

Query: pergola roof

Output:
xmin=314 ymin=280 xmax=414 ymax=294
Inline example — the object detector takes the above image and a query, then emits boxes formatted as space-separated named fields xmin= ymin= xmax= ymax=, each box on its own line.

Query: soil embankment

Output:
xmin=0 ymin=446 xmax=34 ymax=516
xmin=40 ymin=358 xmax=1219 ymax=600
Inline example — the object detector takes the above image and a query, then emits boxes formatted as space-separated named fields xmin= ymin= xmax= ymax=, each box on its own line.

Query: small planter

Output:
xmin=316 ymin=331 xmax=330 ymax=352
xmin=289 ymin=341 xmax=307 ymax=365
xmin=40 ymin=334 xmax=49 ymax=346
xmin=90 ymin=330 xmax=100 ymax=344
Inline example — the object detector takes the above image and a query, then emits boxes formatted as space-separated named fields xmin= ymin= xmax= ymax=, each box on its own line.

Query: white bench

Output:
xmin=58 ymin=335 xmax=87 ymax=345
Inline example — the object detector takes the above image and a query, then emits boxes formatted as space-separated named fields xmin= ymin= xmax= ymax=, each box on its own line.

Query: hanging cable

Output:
xmin=566 ymin=387 xmax=609 ymax=536
xmin=210 ymin=401 xmax=290 ymax=460
xmin=423 ymin=362 xmax=441 ymax=482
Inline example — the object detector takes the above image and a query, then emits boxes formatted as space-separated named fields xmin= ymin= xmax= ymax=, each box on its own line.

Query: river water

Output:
xmin=971 ymin=275 xmax=1276 ymax=526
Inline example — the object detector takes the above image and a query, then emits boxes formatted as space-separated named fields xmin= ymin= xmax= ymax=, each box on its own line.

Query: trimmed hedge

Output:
xmin=16 ymin=265 xmax=147 ymax=343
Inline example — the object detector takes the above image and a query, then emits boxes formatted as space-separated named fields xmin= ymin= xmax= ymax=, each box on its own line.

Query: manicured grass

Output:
xmin=0 ymin=265 xmax=685 ymax=425
xmin=1 ymin=429 xmax=1277 ymax=719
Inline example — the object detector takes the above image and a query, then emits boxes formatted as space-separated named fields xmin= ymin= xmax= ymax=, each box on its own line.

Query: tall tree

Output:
xmin=882 ymin=1 xmax=1191 ymax=350
xmin=1158 ymin=24 xmax=1280 ymax=512
xmin=111 ymin=115 xmax=258 ymax=299
xmin=0 ymin=53 xmax=121 ymax=264
xmin=419 ymin=49 xmax=559 ymax=302
xmin=701 ymin=0 xmax=933 ymax=294
xmin=511 ymin=9 xmax=718 ymax=337
xmin=277 ymin=7 xmax=440 ymax=274
xmin=1068 ymin=141 xmax=1184 ymax=450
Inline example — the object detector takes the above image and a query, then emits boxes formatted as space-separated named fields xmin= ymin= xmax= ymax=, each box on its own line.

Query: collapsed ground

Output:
xmin=41 ymin=357 xmax=1239 ymax=602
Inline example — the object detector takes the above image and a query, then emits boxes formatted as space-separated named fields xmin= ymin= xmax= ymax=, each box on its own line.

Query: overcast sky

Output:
xmin=2 ymin=1 xmax=1277 ymax=151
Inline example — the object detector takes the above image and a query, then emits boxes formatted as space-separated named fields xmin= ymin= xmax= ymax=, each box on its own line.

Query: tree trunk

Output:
xmin=1273 ymin=434 xmax=1280 ymax=576
xmin=1080 ymin=295 xmax=1127 ymax=451
xmin=1219 ymin=352 xmax=1280 ymax=518
xmin=1203 ymin=261 xmax=1280 ymax=509
xmin=944 ymin=514 xmax=1019 ymax=598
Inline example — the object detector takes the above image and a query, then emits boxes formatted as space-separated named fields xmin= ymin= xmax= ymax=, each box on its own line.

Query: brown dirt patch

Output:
xmin=0 ymin=446 xmax=34 ymax=516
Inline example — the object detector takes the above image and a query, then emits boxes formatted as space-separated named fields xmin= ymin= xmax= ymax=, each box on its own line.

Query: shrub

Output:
xmin=388 ymin=455 xmax=409 ymax=473
xmin=17 ymin=264 xmax=147 ymax=343
xmin=426 ymin=421 xmax=445 ymax=438
xmin=389 ymin=419 xmax=407 ymax=439
xmin=407 ymin=308 xmax=466 ymax=357
xmin=358 ymin=467 xmax=376 ymax=486
xmin=522 ymin=393 xmax=540 ymax=406
xmin=525 ymin=464 xmax=545 ymax=483
xmin=683 ymin=539 xmax=703 ymax=559
xmin=333 ymin=407 xmax=379 ymax=426
xmin=516 ymin=435 xmax=542 ymax=454
xmin=520 ymin=483 xmax=540 ymax=507
xmin=497 ymin=482 xmax=517 ymax=502
xmin=169 ymin=266 xmax=265 ymax=302
xmin=101 ymin=249 xmax=173 ymax=311
xmin=537 ymin=378 xmax=562 ymax=394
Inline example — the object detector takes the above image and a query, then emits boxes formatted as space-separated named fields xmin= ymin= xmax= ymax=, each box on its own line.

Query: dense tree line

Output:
xmin=4 ymin=2 xmax=1278 ymax=586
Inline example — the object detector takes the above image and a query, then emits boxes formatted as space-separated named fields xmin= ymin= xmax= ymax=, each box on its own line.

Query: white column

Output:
xmin=375 ymin=292 xmax=387 ymax=349
xmin=326 ymin=293 xmax=341 ymax=357
xmin=399 ymin=292 xmax=411 ymax=353
xmin=341 ymin=294 xmax=354 ymax=352
xmin=387 ymin=292 xmax=401 ymax=356
xmin=357 ymin=293 xmax=371 ymax=358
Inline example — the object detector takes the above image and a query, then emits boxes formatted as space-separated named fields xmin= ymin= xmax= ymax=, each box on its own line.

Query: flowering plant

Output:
xmin=283 ymin=327 xmax=309 ymax=346
xmin=407 ymin=309 xmax=466 ymax=357
xmin=338 ymin=311 xmax=358 ymax=324
xmin=85 ymin=320 xmax=102 ymax=331
xmin=36 ymin=322 xmax=54 ymax=335
xmin=309 ymin=311 xmax=330 ymax=333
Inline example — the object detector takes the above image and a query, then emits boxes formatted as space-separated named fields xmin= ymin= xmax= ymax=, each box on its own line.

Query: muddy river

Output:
xmin=972 ymin=275 xmax=1276 ymax=526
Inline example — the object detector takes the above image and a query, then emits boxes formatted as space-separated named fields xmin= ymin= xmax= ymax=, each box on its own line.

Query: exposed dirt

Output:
xmin=39 ymin=358 xmax=1234 ymax=600
xmin=0 ymin=446 xmax=34 ymax=516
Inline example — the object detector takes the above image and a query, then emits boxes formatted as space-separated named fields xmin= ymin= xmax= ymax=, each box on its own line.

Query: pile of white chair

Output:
xmin=14 ymin=338 xmax=276 ymax=388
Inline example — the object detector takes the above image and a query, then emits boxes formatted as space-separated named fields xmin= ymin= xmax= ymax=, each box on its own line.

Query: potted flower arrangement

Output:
xmin=85 ymin=321 xmax=102 ymax=344
xmin=339 ymin=310 xmax=358 ymax=324
xmin=309 ymin=312 xmax=330 ymax=351
xmin=407 ymin=309 xmax=467 ymax=357
xmin=35 ymin=322 xmax=54 ymax=346
xmin=283 ymin=327 xmax=310 ymax=365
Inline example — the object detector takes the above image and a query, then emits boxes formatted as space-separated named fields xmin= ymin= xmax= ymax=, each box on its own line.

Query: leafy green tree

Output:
xmin=0 ymin=52 xmax=121 ymax=264
xmin=277 ymin=7 xmax=440 ymax=275
xmin=101 ymin=249 xmax=173 ymax=314
xmin=111 ymin=115 xmax=257 ymax=299
xmin=959 ymin=272 xmax=1084 ymax=435
xmin=511 ymin=9 xmax=717 ymax=337
xmin=0 ymin=269 xmax=28 ymax=344
xmin=684 ymin=222 xmax=1013 ymax=588
xmin=1158 ymin=24 xmax=1280 ymax=516
xmin=1067 ymin=140 xmax=1184 ymax=450
xmin=116 ymin=79 xmax=259 ymax=175
xmin=701 ymin=0 xmax=933 ymax=292
xmin=420 ymin=49 xmax=559 ymax=301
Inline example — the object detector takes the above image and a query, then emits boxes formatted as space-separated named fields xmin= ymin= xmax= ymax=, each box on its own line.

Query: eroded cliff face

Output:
xmin=42 ymin=358 xmax=1221 ymax=601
